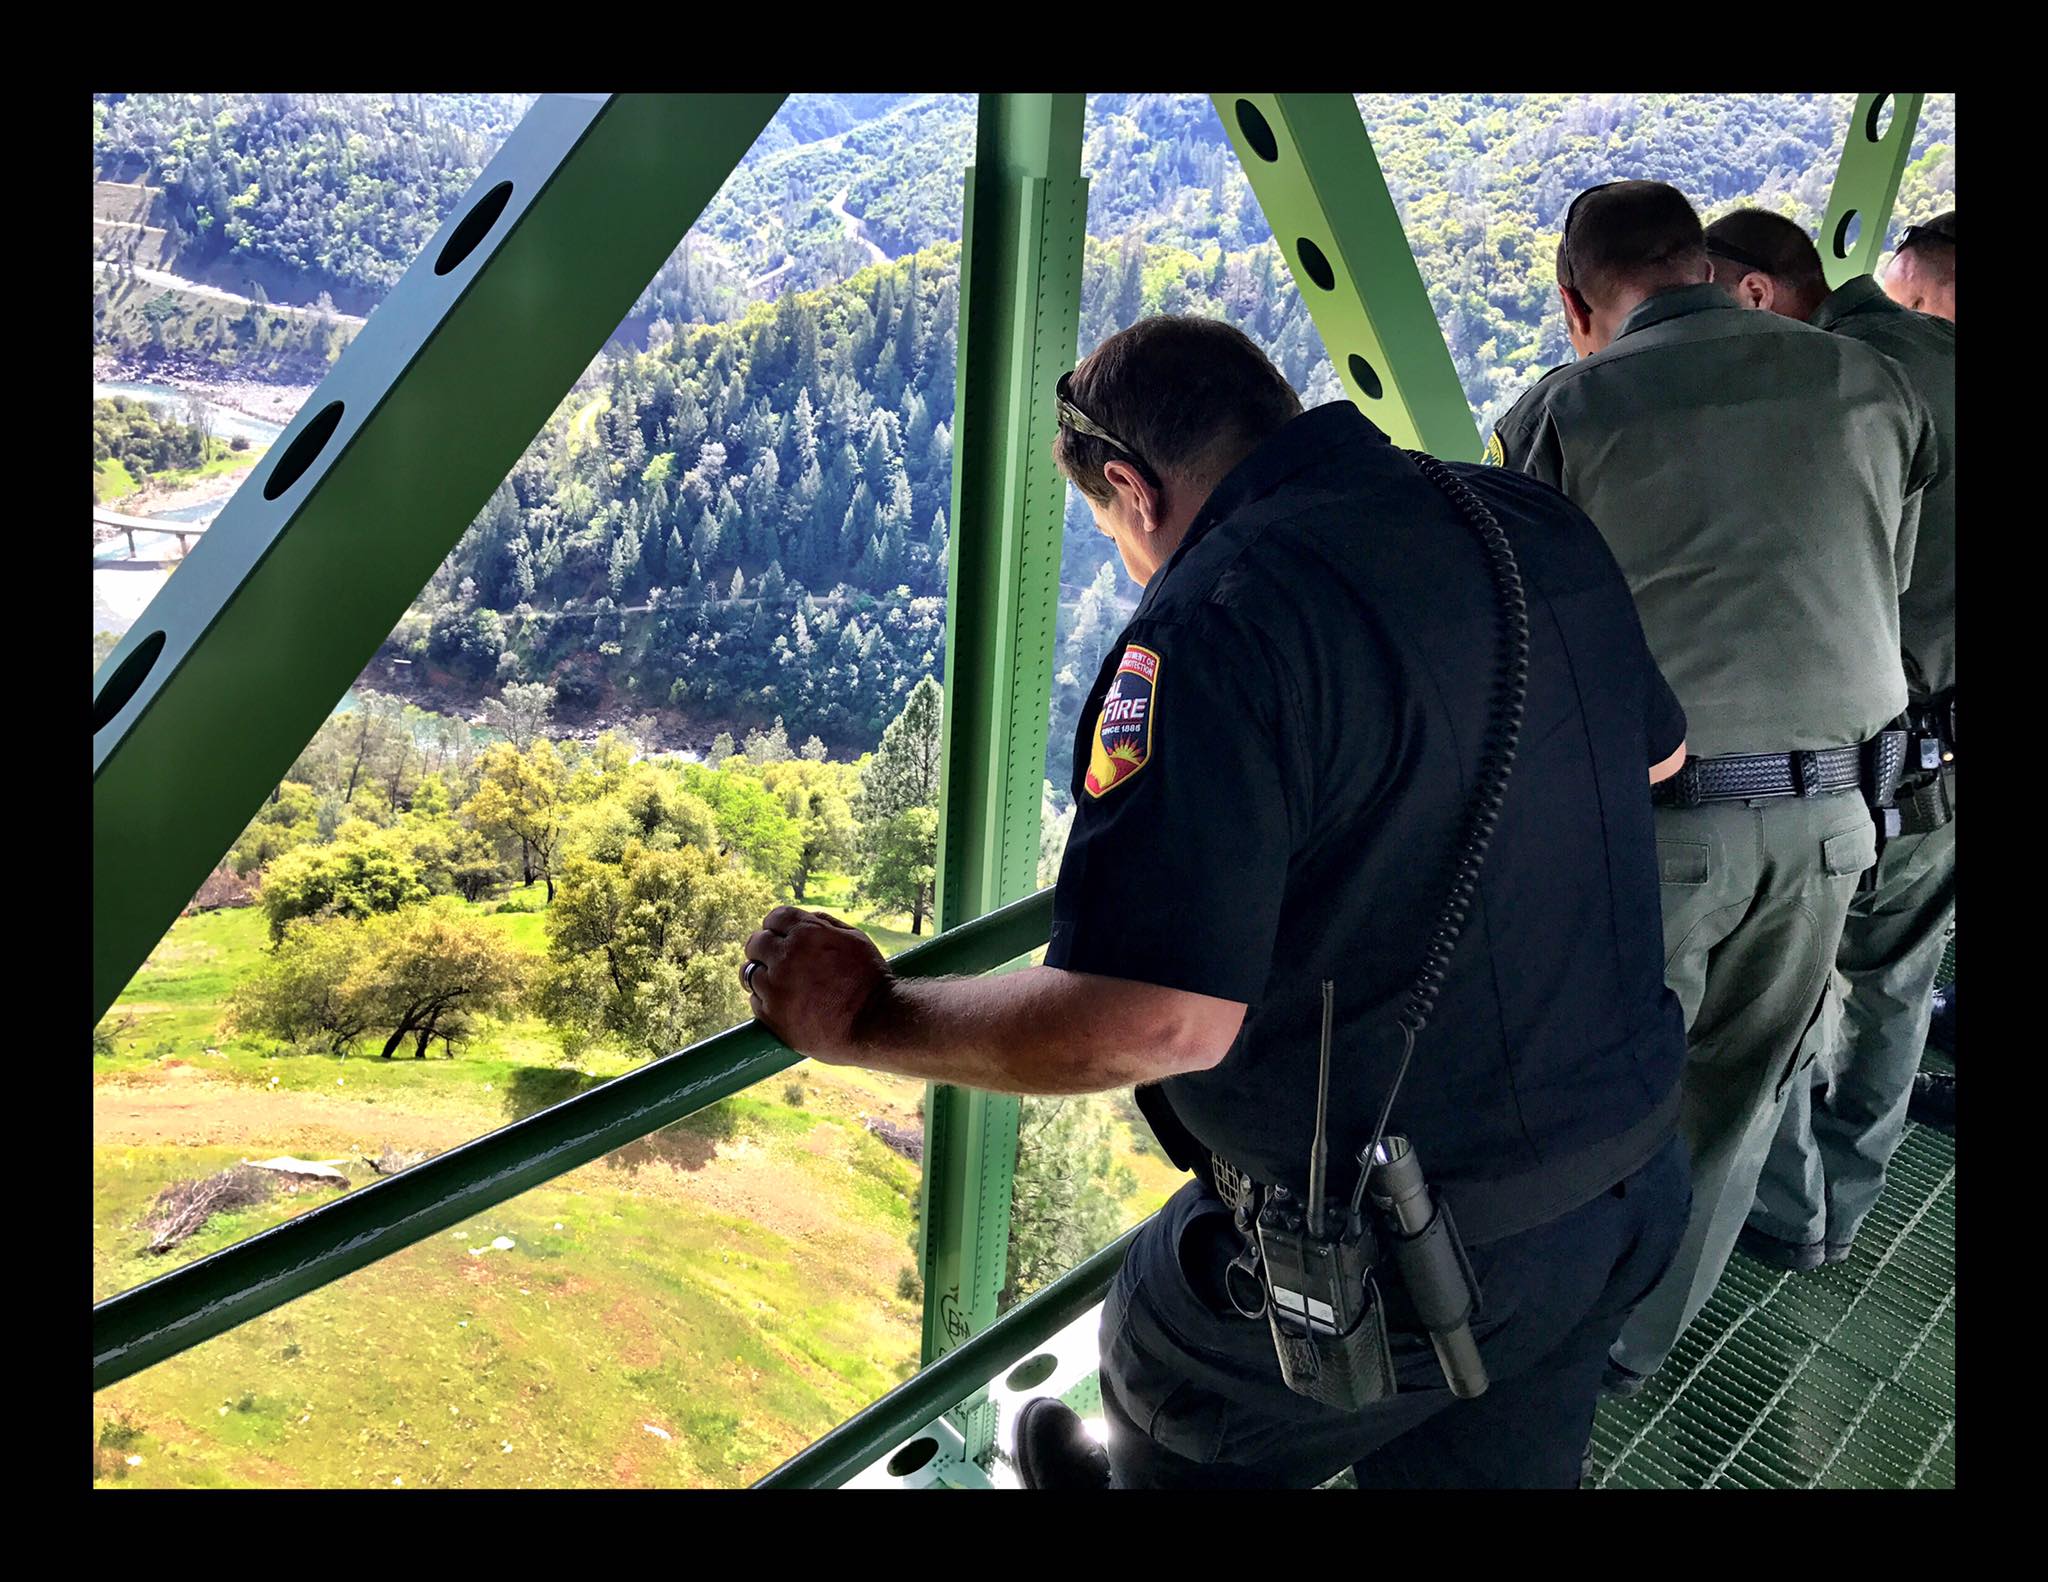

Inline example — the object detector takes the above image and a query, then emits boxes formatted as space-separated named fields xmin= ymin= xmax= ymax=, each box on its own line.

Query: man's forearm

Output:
xmin=842 ymin=966 xmax=1221 ymax=1095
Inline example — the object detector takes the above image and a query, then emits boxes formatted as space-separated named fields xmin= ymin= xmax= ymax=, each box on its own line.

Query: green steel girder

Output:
xmin=1213 ymin=94 xmax=1480 ymax=461
xmin=95 ymin=887 xmax=1056 ymax=1392
xmin=91 ymin=93 xmax=784 ymax=1027
xmin=922 ymin=93 xmax=1088 ymax=1466
xmin=757 ymin=1220 xmax=1139 ymax=1489
xmin=1819 ymin=93 xmax=1927 ymax=288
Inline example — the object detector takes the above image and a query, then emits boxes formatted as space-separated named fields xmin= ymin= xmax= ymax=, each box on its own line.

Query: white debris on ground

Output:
xmin=126 ymin=1455 xmax=142 ymax=1467
xmin=244 ymin=1156 xmax=351 ymax=1184
xmin=642 ymin=1424 xmax=672 ymax=1441
xmin=492 ymin=1236 xmax=515 ymax=1251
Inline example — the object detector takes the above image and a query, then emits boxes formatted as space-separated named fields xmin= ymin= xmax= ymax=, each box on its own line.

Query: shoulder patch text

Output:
xmin=1085 ymin=645 xmax=1161 ymax=799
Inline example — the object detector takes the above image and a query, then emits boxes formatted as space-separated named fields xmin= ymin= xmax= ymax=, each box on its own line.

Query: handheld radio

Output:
xmin=1234 ymin=450 xmax=1529 ymax=1410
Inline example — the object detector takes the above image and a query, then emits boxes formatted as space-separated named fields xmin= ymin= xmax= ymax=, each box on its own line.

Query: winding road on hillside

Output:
xmin=93 ymin=257 xmax=366 ymax=325
xmin=828 ymin=187 xmax=891 ymax=269
xmin=740 ymin=100 xmax=945 ymax=290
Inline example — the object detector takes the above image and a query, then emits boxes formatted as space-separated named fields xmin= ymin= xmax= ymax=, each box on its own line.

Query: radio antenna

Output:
xmin=1307 ymin=980 xmax=1334 ymax=1238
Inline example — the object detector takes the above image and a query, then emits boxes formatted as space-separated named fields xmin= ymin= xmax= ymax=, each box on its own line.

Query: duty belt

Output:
xmin=1208 ymin=1083 xmax=1683 ymax=1249
xmin=1653 ymin=744 xmax=1867 ymax=809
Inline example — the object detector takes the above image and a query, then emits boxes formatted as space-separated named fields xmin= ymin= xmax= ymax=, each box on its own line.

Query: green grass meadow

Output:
xmin=93 ymin=876 xmax=1173 ymax=1488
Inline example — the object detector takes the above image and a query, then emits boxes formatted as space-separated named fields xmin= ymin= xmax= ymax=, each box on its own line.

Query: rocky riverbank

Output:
xmin=94 ymin=355 xmax=317 ymax=427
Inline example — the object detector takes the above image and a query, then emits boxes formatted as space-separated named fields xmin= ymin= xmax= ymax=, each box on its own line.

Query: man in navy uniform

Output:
xmin=741 ymin=315 xmax=1692 ymax=1487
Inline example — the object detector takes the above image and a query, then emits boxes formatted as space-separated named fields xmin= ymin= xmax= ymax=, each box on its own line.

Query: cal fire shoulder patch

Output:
xmin=1482 ymin=430 xmax=1506 ymax=467
xmin=1085 ymin=645 xmax=1161 ymax=799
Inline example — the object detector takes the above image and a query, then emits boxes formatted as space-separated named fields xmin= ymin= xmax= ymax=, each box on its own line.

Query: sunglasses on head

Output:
xmin=1055 ymin=371 xmax=1140 ymax=457
xmin=1704 ymin=236 xmax=1776 ymax=276
xmin=1056 ymin=371 xmax=1162 ymax=491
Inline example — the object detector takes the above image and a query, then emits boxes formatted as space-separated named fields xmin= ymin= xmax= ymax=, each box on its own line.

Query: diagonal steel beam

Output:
xmin=925 ymin=92 xmax=1088 ymax=1470
xmin=92 ymin=93 xmax=784 ymax=1025
xmin=1213 ymin=93 xmax=1480 ymax=461
xmin=1818 ymin=93 xmax=1926 ymax=288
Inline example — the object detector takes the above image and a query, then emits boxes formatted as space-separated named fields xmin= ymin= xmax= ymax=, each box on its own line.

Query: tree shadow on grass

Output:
xmin=501 ymin=1065 xmax=609 ymax=1123
xmin=605 ymin=1102 xmax=742 ymax=1177
xmin=499 ymin=1071 xmax=741 ymax=1174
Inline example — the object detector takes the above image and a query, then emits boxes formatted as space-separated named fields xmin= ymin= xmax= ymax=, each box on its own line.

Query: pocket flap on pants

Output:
xmin=1657 ymin=840 xmax=1709 ymax=885
xmin=1823 ymin=821 xmax=1878 ymax=878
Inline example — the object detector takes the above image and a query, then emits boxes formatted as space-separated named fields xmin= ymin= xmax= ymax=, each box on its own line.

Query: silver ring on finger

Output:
xmin=743 ymin=959 xmax=764 ymax=993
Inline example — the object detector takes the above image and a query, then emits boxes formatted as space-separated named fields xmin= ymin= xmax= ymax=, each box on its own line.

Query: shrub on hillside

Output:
xmin=93 ymin=1013 xmax=136 ymax=1059
xmin=231 ymin=902 xmax=531 ymax=1059
xmin=257 ymin=827 xmax=430 ymax=940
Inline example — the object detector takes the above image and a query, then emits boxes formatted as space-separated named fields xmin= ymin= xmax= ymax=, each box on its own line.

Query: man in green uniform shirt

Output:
xmin=1704 ymin=209 xmax=1956 ymax=1271
xmin=1486 ymin=181 xmax=1941 ymax=1395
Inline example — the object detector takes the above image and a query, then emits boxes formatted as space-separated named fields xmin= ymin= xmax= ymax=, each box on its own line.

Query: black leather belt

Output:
xmin=1208 ymin=1083 xmax=1682 ymax=1249
xmin=1653 ymin=744 xmax=1866 ymax=809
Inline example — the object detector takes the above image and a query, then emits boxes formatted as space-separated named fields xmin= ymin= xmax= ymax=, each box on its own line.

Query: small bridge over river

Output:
xmin=94 ymin=507 xmax=208 ymax=570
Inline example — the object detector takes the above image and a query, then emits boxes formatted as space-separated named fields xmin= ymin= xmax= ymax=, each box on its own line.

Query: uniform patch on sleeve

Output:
xmin=1084 ymin=645 xmax=1160 ymax=799
xmin=1482 ymin=430 xmax=1505 ymax=467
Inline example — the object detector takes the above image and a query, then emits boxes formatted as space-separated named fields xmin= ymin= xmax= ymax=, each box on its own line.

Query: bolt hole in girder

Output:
xmin=885 ymin=1435 xmax=940 ymax=1478
xmin=1347 ymin=354 xmax=1385 ymax=401
xmin=1234 ymin=99 xmax=1280 ymax=163
xmin=1865 ymin=93 xmax=1896 ymax=143
xmin=1004 ymin=1352 xmax=1059 ymax=1392
xmin=94 ymin=629 xmax=166 ymax=735
xmin=436 ymin=180 xmax=514 ymax=276
xmin=1833 ymin=210 xmax=1864 ymax=261
xmin=262 ymin=401 xmax=346 ymax=502
xmin=1295 ymin=236 xmax=1336 ymax=292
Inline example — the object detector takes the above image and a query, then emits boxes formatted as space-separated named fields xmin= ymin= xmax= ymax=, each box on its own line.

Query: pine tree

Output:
xmin=895 ymin=252 xmax=924 ymax=378
xmin=673 ymin=388 xmax=708 ymax=458
xmin=692 ymin=507 xmax=721 ymax=565
xmin=729 ymin=566 xmax=747 ymax=601
xmin=1115 ymin=234 xmax=1145 ymax=328
xmin=840 ymin=481 xmax=875 ymax=564
xmin=790 ymin=385 xmax=821 ymax=471
xmin=609 ymin=528 xmax=640 ymax=600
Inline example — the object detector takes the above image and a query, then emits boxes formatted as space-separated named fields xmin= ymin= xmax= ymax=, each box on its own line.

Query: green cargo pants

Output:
xmin=1609 ymin=788 xmax=1878 ymax=1381
xmin=1751 ymin=778 xmax=1956 ymax=1254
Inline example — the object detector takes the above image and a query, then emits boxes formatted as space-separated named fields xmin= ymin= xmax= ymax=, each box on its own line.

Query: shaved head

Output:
xmin=1882 ymin=211 xmax=1955 ymax=321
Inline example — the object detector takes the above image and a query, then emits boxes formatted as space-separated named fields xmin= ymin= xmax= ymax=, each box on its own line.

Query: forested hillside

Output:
xmin=94 ymin=90 xmax=1956 ymax=787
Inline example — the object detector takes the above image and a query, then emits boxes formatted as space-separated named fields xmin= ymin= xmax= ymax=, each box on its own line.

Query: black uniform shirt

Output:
xmin=1046 ymin=403 xmax=1687 ymax=1192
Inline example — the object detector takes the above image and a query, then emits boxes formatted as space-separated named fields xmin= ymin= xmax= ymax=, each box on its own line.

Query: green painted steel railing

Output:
xmin=755 ymin=1223 xmax=1141 ymax=1489
xmin=92 ymin=888 xmax=1055 ymax=1392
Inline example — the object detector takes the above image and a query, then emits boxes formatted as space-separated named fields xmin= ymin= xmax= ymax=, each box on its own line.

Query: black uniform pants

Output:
xmin=1096 ymin=1135 xmax=1690 ymax=1488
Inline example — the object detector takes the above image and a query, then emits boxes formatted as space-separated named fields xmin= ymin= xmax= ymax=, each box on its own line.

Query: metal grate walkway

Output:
xmin=1588 ymin=931 xmax=1956 ymax=1492
xmin=1587 ymin=1119 xmax=1954 ymax=1488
